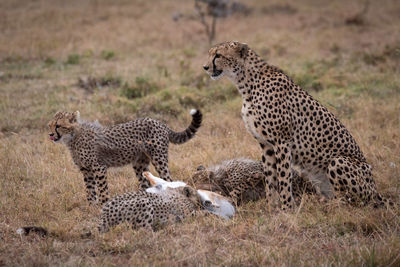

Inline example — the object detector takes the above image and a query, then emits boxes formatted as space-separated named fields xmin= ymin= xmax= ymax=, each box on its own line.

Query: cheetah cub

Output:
xmin=192 ymin=158 xmax=316 ymax=205
xmin=47 ymin=109 xmax=202 ymax=205
xmin=203 ymin=41 xmax=391 ymax=210
xmin=98 ymin=184 xmax=202 ymax=232
xmin=98 ymin=171 xmax=235 ymax=232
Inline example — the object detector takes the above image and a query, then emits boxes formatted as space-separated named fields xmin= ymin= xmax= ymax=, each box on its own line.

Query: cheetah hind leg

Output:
xmin=149 ymin=149 xmax=172 ymax=182
xmin=327 ymin=156 xmax=392 ymax=207
xmin=133 ymin=153 xmax=151 ymax=190
xmin=261 ymin=147 xmax=281 ymax=211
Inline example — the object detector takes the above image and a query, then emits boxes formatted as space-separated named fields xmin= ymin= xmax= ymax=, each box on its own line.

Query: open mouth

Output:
xmin=49 ymin=134 xmax=60 ymax=142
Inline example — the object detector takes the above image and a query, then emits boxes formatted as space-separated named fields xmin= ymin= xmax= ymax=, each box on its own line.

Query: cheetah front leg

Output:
xmin=98 ymin=204 xmax=113 ymax=233
xmin=80 ymin=168 xmax=97 ymax=205
xmin=261 ymin=144 xmax=280 ymax=211
xmin=273 ymin=142 xmax=295 ymax=211
xmin=92 ymin=164 xmax=109 ymax=206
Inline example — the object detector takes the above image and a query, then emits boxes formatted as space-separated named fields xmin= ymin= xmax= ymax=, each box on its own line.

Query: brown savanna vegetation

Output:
xmin=1 ymin=0 xmax=399 ymax=265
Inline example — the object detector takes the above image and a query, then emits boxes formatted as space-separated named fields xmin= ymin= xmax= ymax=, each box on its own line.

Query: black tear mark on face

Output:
xmin=212 ymin=54 xmax=223 ymax=77
xmin=54 ymin=124 xmax=61 ymax=141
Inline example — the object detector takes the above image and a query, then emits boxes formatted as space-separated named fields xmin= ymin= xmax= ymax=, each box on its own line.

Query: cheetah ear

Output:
xmin=71 ymin=111 xmax=80 ymax=123
xmin=54 ymin=111 xmax=63 ymax=117
xmin=235 ymin=42 xmax=249 ymax=59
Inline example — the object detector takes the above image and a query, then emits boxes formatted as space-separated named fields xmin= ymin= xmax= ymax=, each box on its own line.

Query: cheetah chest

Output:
xmin=241 ymin=102 xmax=265 ymax=143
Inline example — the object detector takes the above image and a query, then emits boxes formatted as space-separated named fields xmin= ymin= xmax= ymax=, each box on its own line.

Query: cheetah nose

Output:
xmin=203 ymin=65 xmax=209 ymax=71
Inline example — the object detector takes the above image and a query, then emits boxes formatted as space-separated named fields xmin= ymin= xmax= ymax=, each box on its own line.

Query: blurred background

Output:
xmin=1 ymin=0 xmax=399 ymax=265
xmin=1 ymin=0 xmax=399 ymax=130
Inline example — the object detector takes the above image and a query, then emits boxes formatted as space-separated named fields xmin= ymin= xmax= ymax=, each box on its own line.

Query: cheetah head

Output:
xmin=176 ymin=185 xmax=203 ymax=208
xmin=191 ymin=167 xmax=224 ymax=194
xmin=192 ymin=166 xmax=215 ymax=184
xmin=203 ymin=41 xmax=249 ymax=81
xmin=47 ymin=111 xmax=80 ymax=143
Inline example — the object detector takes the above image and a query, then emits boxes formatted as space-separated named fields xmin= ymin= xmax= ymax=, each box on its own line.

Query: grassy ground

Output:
xmin=1 ymin=0 xmax=400 ymax=265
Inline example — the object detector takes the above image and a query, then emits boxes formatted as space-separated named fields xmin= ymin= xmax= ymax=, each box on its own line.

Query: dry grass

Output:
xmin=1 ymin=0 xmax=400 ymax=265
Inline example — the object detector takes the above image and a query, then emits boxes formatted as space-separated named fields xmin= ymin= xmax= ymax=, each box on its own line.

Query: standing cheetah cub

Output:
xmin=203 ymin=41 xmax=391 ymax=210
xmin=192 ymin=158 xmax=316 ymax=205
xmin=47 ymin=109 xmax=202 ymax=205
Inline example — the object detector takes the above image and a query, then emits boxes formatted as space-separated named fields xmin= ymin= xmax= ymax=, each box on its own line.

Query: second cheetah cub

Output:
xmin=192 ymin=158 xmax=316 ymax=205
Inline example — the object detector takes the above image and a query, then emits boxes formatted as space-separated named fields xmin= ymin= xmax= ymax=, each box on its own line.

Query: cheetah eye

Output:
xmin=214 ymin=53 xmax=221 ymax=59
xmin=55 ymin=124 xmax=67 ymax=130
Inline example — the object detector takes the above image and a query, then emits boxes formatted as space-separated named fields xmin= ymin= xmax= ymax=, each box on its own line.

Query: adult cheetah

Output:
xmin=203 ymin=41 xmax=391 ymax=210
xmin=47 ymin=109 xmax=202 ymax=205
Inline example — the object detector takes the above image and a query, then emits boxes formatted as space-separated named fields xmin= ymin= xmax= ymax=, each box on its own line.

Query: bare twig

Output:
xmin=195 ymin=0 xmax=212 ymax=43
xmin=192 ymin=0 xmax=250 ymax=45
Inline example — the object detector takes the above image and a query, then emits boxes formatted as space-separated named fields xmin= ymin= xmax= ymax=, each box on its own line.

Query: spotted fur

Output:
xmin=203 ymin=41 xmax=391 ymax=210
xmin=98 ymin=186 xmax=204 ymax=232
xmin=192 ymin=158 xmax=316 ymax=205
xmin=47 ymin=110 xmax=202 ymax=205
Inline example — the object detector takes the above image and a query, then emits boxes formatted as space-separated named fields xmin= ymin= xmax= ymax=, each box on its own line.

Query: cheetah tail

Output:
xmin=16 ymin=226 xmax=48 ymax=237
xmin=168 ymin=109 xmax=202 ymax=144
